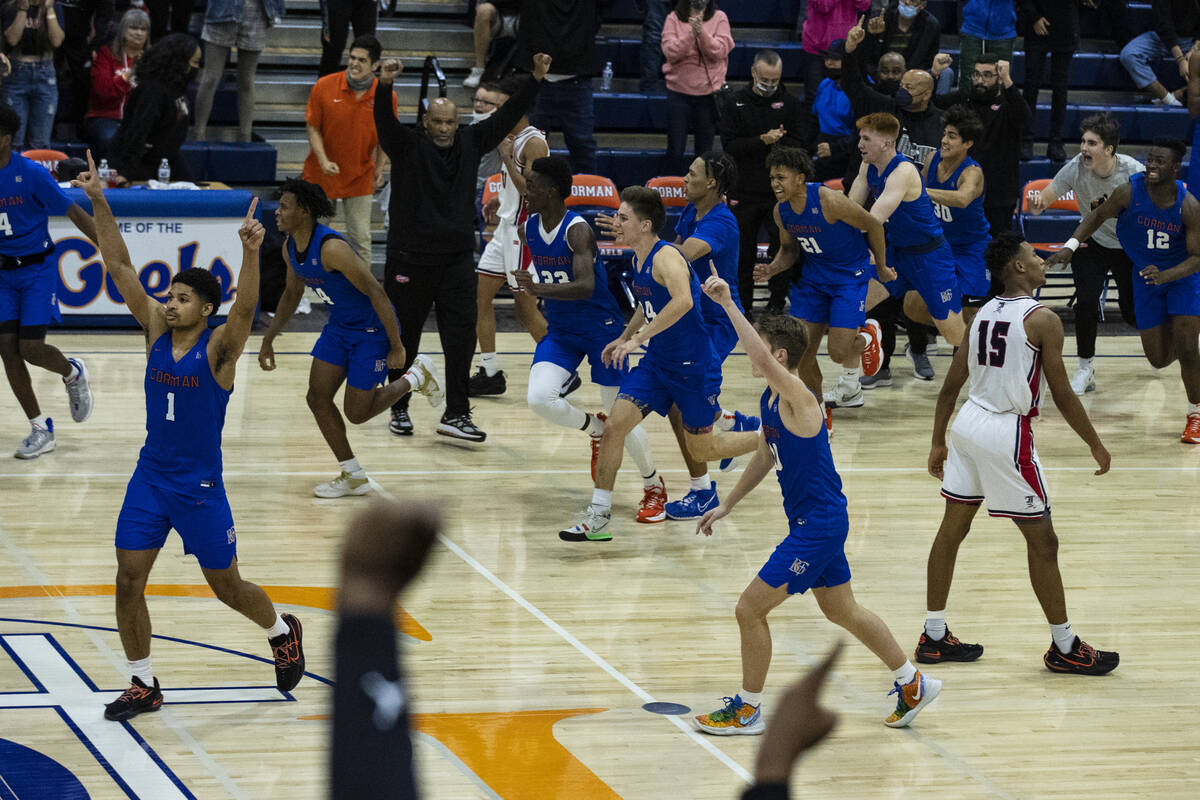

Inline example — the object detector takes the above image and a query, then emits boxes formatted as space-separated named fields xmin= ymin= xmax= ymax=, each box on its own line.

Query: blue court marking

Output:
xmin=43 ymin=634 xmax=101 ymax=691
xmin=642 ymin=701 xmax=691 ymax=715
xmin=119 ymin=716 xmax=198 ymax=800
xmin=54 ymin=706 xmax=142 ymax=800
xmin=0 ymin=737 xmax=89 ymax=800
xmin=0 ymin=636 xmax=46 ymax=692
xmin=0 ymin=617 xmax=333 ymax=686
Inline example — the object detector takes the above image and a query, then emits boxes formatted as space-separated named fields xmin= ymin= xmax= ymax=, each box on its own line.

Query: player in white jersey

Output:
xmin=470 ymin=77 xmax=550 ymax=396
xmin=917 ymin=233 xmax=1119 ymax=675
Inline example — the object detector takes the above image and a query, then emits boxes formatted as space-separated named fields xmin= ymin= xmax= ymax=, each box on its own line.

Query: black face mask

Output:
xmin=893 ymin=87 xmax=914 ymax=108
xmin=876 ymin=79 xmax=900 ymax=96
xmin=825 ymin=68 xmax=842 ymax=80
xmin=187 ymin=66 xmax=199 ymax=82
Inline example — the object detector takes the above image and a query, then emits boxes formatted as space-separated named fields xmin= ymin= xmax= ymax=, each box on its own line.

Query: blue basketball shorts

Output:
xmin=1131 ymin=272 xmax=1200 ymax=330
xmin=534 ymin=318 xmax=625 ymax=386
xmin=311 ymin=324 xmax=391 ymax=390
xmin=790 ymin=273 xmax=869 ymax=330
xmin=705 ymin=316 xmax=739 ymax=364
xmin=115 ymin=471 xmax=237 ymax=570
xmin=886 ymin=241 xmax=962 ymax=320
xmin=0 ymin=260 xmax=60 ymax=327
xmin=618 ymin=350 xmax=720 ymax=432
xmin=950 ymin=238 xmax=993 ymax=302
xmin=758 ymin=519 xmax=851 ymax=595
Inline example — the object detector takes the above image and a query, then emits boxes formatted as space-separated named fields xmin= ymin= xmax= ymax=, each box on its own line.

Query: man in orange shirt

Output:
xmin=302 ymin=34 xmax=394 ymax=270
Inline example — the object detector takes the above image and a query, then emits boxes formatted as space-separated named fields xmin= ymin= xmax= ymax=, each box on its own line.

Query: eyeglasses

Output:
xmin=972 ymin=71 xmax=997 ymax=80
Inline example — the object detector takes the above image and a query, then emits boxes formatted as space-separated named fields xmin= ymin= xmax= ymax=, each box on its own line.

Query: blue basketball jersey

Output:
xmin=778 ymin=184 xmax=870 ymax=283
xmin=866 ymin=153 xmax=944 ymax=247
xmin=137 ymin=329 xmax=230 ymax=492
xmin=926 ymin=152 xmax=990 ymax=248
xmin=0 ymin=152 xmax=72 ymax=256
xmin=674 ymin=201 xmax=742 ymax=323
xmin=287 ymin=223 xmax=382 ymax=331
xmin=525 ymin=210 xmax=623 ymax=333
xmin=760 ymin=387 xmax=848 ymax=525
xmin=1116 ymin=174 xmax=1191 ymax=272
xmin=631 ymin=239 xmax=711 ymax=363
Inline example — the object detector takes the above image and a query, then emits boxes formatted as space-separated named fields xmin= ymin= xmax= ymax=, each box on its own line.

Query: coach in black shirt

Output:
xmin=374 ymin=53 xmax=551 ymax=443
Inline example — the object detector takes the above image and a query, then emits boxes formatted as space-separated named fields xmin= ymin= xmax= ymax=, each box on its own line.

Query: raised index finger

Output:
xmin=245 ymin=196 xmax=259 ymax=220
xmin=709 ymin=260 xmax=718 ymax=278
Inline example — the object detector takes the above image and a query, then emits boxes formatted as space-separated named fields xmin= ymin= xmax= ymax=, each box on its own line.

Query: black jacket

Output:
xmin=374 ymin=75 xmax=539 ymax=261
xmin=1150 ymin=0 xmax=1200 ymax=50
xmin=719 ymin=83 xmax=813 ymax=203
xmin=1017 ymin=0 xmax=1080 ymax=52
xmin=861 ymin=4 xmax=942 ymax=72
xmin=934 ymin=84 xmax=1030 ymax=207
xmin=515 ymin=0 xmax=607 ymax=77
xmin=109 ymin=79 xmax=192 ymax=181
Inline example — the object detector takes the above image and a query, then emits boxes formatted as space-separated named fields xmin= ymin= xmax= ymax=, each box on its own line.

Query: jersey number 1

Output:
xmin=165 ymin=391 xmax=176 ymax=421
xmin=976 ymin=320 xmax=1010 ymax=367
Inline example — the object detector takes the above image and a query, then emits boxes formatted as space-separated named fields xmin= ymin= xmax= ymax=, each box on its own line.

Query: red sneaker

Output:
xmin=636 ymin=476 xmax=667 ymax=523
xmin=1182 ymin=413 xmax=1200 ymax=444
xmin=590 ymin=411 xmax=608 ymax=481
xmin=860 ymin=318 xmax=883 ymax=377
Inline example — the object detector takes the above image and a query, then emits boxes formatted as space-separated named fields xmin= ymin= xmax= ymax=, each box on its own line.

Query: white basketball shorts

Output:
xmin=940 ymin=400 xmax=1050 ymax=520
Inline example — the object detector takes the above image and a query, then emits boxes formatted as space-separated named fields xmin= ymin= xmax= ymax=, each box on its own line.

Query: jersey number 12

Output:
xmin=1146 ymin=229 xmax=1172 ymax=250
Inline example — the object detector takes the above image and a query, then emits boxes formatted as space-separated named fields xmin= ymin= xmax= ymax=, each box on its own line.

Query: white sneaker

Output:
xmin=314 ymin=471 xmax=371 ymax=498
xmin=406 ymin=354 xmax=444 ymax=407
xmin=558 ymin=505 xmax=612 ymax=542
xmin=822 ymin=380 xmax=864 ymax=408
xmin=64 ymin=358 xmax=94 ymax=422
xmin=1154 ymin=91 xmax=1183 ymax=107
xmin=1070 ymin=364 xmax=1095 ymax=395
xmin=296 ymin=296 xmax=312 ymax=315
xmin=14 ymin=421 xmax=54 ymax=459
xmin=463 ymin=67 xmax=485 ymax=88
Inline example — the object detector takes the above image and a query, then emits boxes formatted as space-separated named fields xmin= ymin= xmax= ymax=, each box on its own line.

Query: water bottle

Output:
xmin=157 ymin=158 xmax=171 ymax=183
xmin=600 ymin=61 xmax=613 ymax=93
xmin=97 ymin=159 xmax=113 ymax=187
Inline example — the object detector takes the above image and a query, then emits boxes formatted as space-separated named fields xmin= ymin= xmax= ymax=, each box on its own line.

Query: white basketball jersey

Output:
xmin=497 ymin=125 xmax=546 ymax=223
xmin=965 ymin=295 xmax=1045 ymax=418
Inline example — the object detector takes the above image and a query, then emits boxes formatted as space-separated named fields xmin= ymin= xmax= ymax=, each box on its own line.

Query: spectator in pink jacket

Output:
xmin=661 ymin=0 xmax=734 ymax=174
xmin=801 ymin=0 xmax=870 ymax=98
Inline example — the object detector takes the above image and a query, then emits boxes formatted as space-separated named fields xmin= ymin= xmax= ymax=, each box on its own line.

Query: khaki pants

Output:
xmin=334 ymin=194 xmax=374 ymax=268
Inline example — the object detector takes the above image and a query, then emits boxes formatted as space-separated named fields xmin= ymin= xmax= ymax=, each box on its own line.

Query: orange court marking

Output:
xmin=0 ymin=584 xmax=431 ymax=641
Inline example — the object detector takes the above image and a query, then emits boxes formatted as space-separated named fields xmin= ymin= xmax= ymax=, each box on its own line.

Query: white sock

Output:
xmin=1050 ymin=621 xmax=1075 ymax=654
xmin=690 ymin=473 xmax=711 ymax=492
xmin=841 ymin=366 xmax=861 ymax=385
xmin=481 ymin=352 xmax=500 ymax=376
xmin=924 ymin=610 xmax=947 ymax=641
xmin=266 ymin=613 xmax=291 ymax=638
xmin=716 ymin=409 xmax=736 ymax=431
xmin=642 ymin=470 xmax=659 ymax=489
xmin=584 ymin=413 xmax=604 ymax=437
xmin=339 ymin=457 xmax=365 ymax=478
xmin=1078 ymin=357 xmax=1093 ymax=371
xmin=624 ymin=423 xmax=656 ymax=477
xmin=891 ymin=660 xmax=918 ymax=686
xmin=739 ymin=688 xmax=762 ymax=707
xmin=128 ymin=656 xmax=154 ymax=685
xmin=591 ymin=488 xmax=612 ymax=512
xmin=64 ymin=361 xmax=80 ymax=382
xmin=29 ymin=414 xmax=48 ymax=430
xmin=1189 ymin=402 xmax=1200 ymax=416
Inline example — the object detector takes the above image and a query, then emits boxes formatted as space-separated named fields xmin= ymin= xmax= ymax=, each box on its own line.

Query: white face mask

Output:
xmin=754 ymin=80 xmax=777 ymax=96
xmin=898 ymin=2 xmax=920 ymax=18
xmin=472 ymin=108 xmax=495 ymax=124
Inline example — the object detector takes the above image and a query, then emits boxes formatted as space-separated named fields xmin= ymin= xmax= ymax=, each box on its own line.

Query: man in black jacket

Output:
xmin=374 ymin=52 xmax=552 ymax=442
xmin=718 ymin=49 xmax=813 ymax=316
xmin=932 ymin=53 xmax=1028 ymax=236
xmin=860 ymin=0 xmax=942 ymax=75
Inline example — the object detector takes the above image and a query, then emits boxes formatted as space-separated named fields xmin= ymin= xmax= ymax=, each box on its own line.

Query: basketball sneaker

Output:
xmin=104 ymin=676 xmax=163 ymax=721
xmin=314 ymin=471 xmax=371 ymax=498
xmin=589 ymin=411 xmax=607 ymax=482
xmin=389 ymin=407 xmax=413 ymax=436
xmin=14 ymin=419 xmax=54 ymax=459
xmin=859 ymin=319 xmax=883 ymax=377
xmin=439 ymin=412 xmax=487 ymax=442
xmin=1181 ymin=413 xmax=1200 ymax=444
xmin=406 ymin=354 xmax=444 ymax=407
xmin=558 ymin=505 xmax=612 ymax=542
xmin=64 ymin=358 xmax=93 ymax=422
xmin=270 ymin=613 xmax=305 ymax=691
xmin=665 ymin=482 xmax=718 ymax=520
xmin=719 ymin=411 xmax=760 ymax=471
xmin=637 ymin=476 xmax=667 ymax=523
xmin=906 ymin=344 xmax=935 ymax=381
xmin=883 ymin=671 xmax=941 ymax=727
xmin=468 ymin=367 xmax=506 ymax=396
xmin=1070 ymin=363 xmax=1096 ymax=395
xmin=694 ymin=695 xmax=764 ymax=735
xmin=859 ymin=366 xmax=892 ymax=389
xmin=1042 ymin=637 xmax=1119 ymax=675
xmin=915 ymin=629 xmax=984 ymax=663
xmin=823 ymin=380 xmax=864 ymax=408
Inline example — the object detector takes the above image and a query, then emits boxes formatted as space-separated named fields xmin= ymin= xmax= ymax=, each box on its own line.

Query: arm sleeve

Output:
xmin=998 ymin=83 xmax=1031 ymax=133
xmin=697 ymin=13 xmax=734 ymax=60
xmin=305 ymin=82 xmax=324 ymax=128
xmin=471 ymin=74 xmax=539 ymax=153
xmin=841 ymin=48 xmax=893 ymax=116
xmin=718 ymin=102 xmax=768 ymax=160
xmin=908 ymin=14 xmax=941 ymax=71
xmin=372 ymin=84 xmax=411 ymax=160
xmin=1045 ymin=160 xmax=1077 ymax=200
xmin=661 ymin=14 xmax=693 ymax=61
xmin=88 ymin=47 xmax=127 ymax=108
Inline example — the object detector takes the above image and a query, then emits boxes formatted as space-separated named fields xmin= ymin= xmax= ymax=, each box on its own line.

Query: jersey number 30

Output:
xmin=975 ymin=320 xmax=1010 ymax=367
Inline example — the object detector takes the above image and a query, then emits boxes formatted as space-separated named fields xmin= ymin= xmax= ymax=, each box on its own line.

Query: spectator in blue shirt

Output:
xmin=957 ymin=0 xmax=1016 ymax=88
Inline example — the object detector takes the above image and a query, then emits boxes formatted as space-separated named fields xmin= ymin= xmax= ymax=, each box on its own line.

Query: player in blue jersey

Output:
xmin=0 ymin=105 xmax=98 ymax=458
xmin=754 ymin=146 xmax=890 ymax=412
xmin=558 ymin=187 xmax=758 ymax=542
xmin=259 ymin=178 xmax=443 ymax=498
xmin=512 ymin=157 xmax=664 ymax=522
xmin=847 ymin=112 xmax=966 ymax=407
xmin=1048 ymin=139 xmax=1200 ymax=443
xmin=921 ymin=106 xmax=993 ymax=325
xmin=691 ymin=267 xmax=940 ymax=734
xmin=72 ymin=152 xmax=305 ymax=721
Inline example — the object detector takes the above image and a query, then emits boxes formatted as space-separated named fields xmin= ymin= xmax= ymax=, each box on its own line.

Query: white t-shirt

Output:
xmin=1046 ymin=153 xmax=1144 ymax=250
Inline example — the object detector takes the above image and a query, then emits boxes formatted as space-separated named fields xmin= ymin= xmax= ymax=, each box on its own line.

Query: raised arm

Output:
xmin=926 ymin=164 xmax=984 ymax=208
xmin=470 ymin=54 xmax=551 ymax=153
xmin=1045 ymin=182 xmax=1132 ymax=266
xmin=209 ymin=199 xmax=265 ymax=383
xmin=66 ymin=203 xmax=97 ymax=244
xmin=71 ymin=150 xmax=164 ymax=337
xmin=373 ymin=60 xmax=411 ymax=160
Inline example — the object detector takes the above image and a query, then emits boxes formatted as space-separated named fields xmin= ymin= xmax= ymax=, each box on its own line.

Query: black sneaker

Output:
xmin=389 ymin=407 xmax=413 ymax=436
xmin=1047 ymin=139 xmax=1067 ymax=163
xmin=915 ymin=629 xmax=984 ymax=663
xmin=1043 ymin=637 xmax=1118 ymax=675
xmin=1019 ymin=139 xmax=1034 ymax=161
xmin=270 ymin=613 xmax=305 ymax=692
xmin=561 ymin=370 xmax=582 ymax=397
xmin=438 ymin=412 xmax=487 ymax=442
xmin=468 ymin=367 xmax=506 ymax=396
xmin=104 ymin=676 xmax=163 ymax=721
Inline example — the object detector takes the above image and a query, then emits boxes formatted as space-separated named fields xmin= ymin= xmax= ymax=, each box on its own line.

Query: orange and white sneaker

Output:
xmin=859 ymin=318 xmax=883 ymax=377
xmin=636 ymin=476 xmax=667 ymax=523
xmin=589 ymin=411 xmax=608 ymax=481
xmin=883 ymin=670 xmax=941 ymax=728
xmin=694 ymin=695 xmax=764 ymax=735
xmin=1182 ymin=413 xmax=1200 ymax=444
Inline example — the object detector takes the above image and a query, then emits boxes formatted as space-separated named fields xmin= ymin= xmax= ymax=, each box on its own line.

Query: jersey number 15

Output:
xmin=975 ymin=320 xmax=1010 ymax=367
